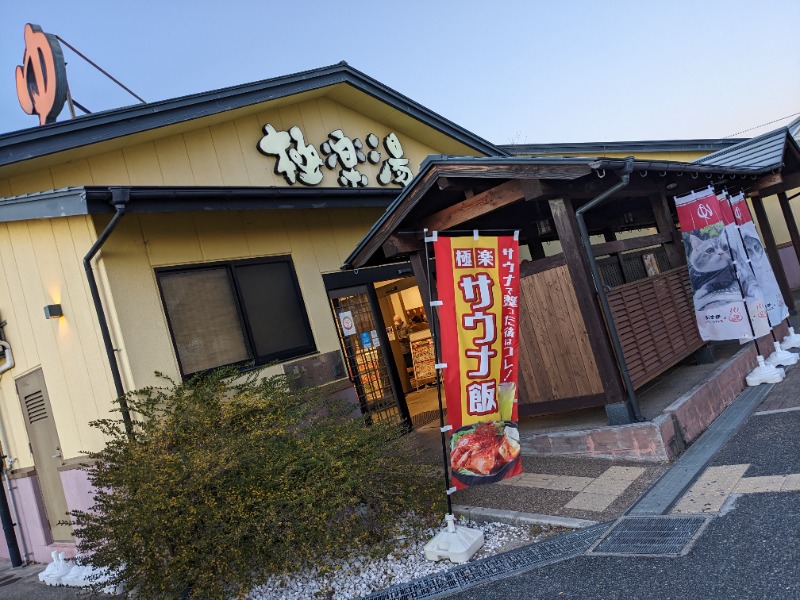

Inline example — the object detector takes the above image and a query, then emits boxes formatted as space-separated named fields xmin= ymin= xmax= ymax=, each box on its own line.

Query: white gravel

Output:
xmin=246 ymin=515 xmax=562 ymax=600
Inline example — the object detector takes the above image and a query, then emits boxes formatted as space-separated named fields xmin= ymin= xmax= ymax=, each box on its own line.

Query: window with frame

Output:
xmin=157 ymin=256 xmax=316 ymax=376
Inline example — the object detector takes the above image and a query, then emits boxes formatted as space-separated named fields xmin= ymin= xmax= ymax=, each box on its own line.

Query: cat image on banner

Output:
xmin=717 ymin=191 xmax=771 ymax=339
xmin=675 ymin=188 xmax=755 ymax=341
xmin=728 ymin=192 xmax=789 ymax=327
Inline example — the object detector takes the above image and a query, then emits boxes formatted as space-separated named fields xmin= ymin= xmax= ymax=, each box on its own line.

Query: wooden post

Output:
xmin=778 ymin=191 xmax=800 ymax=288
xmin=751 ymin=195 xmax=797 ymax=313
xmin=549 ymin=197 xmax=626 ymax=403
xmin=650 ymin=194 xmax=686 ymax=267
xmin=523 ymin=220 xmax=546 ymax=260
xmin=528 ymin=235 xmax=546 ymax=260
xmin=599 ymin=228 xmax=624 ymax=283
xmin=409 ymin=251 xmax=436 ymax=328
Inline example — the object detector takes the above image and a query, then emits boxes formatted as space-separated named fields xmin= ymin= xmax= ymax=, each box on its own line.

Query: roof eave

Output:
xmin=343 ymin=155 xmax=782 ymax=270
xmin=0 ymin=185 xmax=402 ymax=223
xmin=0 ymin=63 xmax=506 ymax=168
xmin=501 ymin=138 xmax=746 ymax=156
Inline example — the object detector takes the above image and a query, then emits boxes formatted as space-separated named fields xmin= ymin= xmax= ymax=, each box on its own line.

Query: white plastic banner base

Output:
xmin=424 ymin=513 xmax=484 ymax=563
xmin=745 ymin=355 xmax=785 ymax=386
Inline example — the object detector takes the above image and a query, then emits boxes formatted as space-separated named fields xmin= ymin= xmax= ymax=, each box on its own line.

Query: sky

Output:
xmin=1 ymin=1 xmax=799 ymax=145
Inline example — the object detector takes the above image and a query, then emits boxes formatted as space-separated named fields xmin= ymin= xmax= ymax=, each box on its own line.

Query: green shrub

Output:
xmin=70 ymin=368 xmax=442 ymax=598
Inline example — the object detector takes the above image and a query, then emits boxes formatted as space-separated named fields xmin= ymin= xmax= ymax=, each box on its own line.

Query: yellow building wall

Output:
xmin=0 ymin=216 xmax=117 ymax=466
xmin=0 ymin=96 xmax=441 ymax=194
xmin=98 ymin=206 xmax=384 ymax=393
xmin=0 ymin=95 xmax=451 ymax=463
xmin=750 ymin=188 xmax=800 ymax=247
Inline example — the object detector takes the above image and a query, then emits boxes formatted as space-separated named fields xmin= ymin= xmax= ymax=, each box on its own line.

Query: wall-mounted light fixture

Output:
xmin=44 ymin=304 xmax=63 ymax=319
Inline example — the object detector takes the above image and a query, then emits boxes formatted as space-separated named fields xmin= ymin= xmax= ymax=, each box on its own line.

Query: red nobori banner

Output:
xmin=434 ymin=235 xmax=522 ymax=490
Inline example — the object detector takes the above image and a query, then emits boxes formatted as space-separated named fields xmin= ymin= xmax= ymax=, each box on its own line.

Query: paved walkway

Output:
xmin=368 ymin=350 xmax=800 ymax=599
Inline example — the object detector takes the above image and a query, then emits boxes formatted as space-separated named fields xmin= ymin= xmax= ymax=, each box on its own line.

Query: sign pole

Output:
xmin=422 ymin=233 xmax=454 ymax=516
xmin=421 ymin=230 xmax=484 ymax=563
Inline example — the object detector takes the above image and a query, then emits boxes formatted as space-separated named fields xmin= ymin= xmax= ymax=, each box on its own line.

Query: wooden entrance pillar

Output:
xmin=548 ymin=197 xmax=626 ymax=409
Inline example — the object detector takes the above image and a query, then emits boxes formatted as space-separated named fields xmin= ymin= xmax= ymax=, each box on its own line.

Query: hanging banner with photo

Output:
xmin=434 ymin=234 xmax=522 ymax=490
xmin=728 ymin=192 xmax=789 ymax=327
xmin=717 ymin=192 xmax=771 ymax=339
xmin=675 ymin=188 xmax=754 ymax=341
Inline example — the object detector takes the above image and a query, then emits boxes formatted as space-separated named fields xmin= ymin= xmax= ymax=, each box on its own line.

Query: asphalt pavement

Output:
xmin=446 ymin=379 xmax=800 ymax=599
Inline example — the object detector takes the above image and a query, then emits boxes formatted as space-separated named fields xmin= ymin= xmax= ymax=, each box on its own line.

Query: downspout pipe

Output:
xmin=0 ymin=339 xmax=24 ymax=567
xmin=575 ymin=157 xmax=644 ymax=422
xmin=83 ymin=187 xmax=133 ymax=435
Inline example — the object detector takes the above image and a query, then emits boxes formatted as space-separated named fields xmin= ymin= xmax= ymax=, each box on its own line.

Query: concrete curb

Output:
xmin=453 ymin=504 xmax=599 ymax=530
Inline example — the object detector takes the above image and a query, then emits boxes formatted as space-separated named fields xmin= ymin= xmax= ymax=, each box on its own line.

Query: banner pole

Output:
xmin=423 ymin=234 xmax=454 ymax=516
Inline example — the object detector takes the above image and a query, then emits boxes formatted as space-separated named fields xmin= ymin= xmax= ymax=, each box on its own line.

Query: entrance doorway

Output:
xmin=373 ymin=278 xmax=442 ymax=428
xmin=328 ymin=285 xmax=408 ymax=425
xmin=324 ymin=263 xmax=445 ymax=431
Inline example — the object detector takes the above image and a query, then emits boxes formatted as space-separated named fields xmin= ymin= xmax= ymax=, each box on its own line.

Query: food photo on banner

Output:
xmin=433 ymin=233 xmax=522 ymax=491
xmin=675 ymin=188 xmax=755 ymax=341
xmin=717 ymin=191 xmax=771 ymax=340
xmin=728 ymin=192 xmax=790 ymax=327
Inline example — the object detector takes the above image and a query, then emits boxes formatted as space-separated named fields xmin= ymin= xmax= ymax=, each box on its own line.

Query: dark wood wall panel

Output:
xmin=606 ymin=266 xmax=703 ymax=389
xmin=517 ymin=264 xmax=604 ymax=406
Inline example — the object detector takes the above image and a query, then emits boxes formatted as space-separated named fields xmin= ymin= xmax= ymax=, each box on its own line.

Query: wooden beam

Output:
xmin=420 ymin=179 xmax=525 ymax=231
xmin=437 ymin=176 xmax=454 ymax=190
xmin=520 ymin=253 xmax=566 ymax=277
xmin=434 ymin=163 xmax=592 ymax=181
xmin=751 ymin=195 xmax=796 ymax=313
xmin=590 ymin=233 xmax=673 ymax=257
xmin=579 ymin=199 xmax=655 ymax=232
xmin=650 ymin=194 xmax=686 ymax=267
xmin=382 ymin=233 xmax=423 ymax=259
xmin=521 ymin=179 xmax=547 ymax=201
xmin=750 ymin=171 xmax=800 ymax=198
xmin=748 ymin=173 xmax=783 ymax=195
xmin=549 ymin=197 xmax=626 ymax=403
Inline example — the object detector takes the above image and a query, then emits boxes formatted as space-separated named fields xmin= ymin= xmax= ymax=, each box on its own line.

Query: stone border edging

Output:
xmin=452 ymin=504 xmax=599 ymax=530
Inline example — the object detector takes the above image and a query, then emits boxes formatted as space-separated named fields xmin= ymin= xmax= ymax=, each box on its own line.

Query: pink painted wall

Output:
xmin=0 ymin=469 xmax=96 ymax=565
xmin=60 ymin=468 xmax=95 ymax=516
xmin=0 ymin=474 xmax=74 ymax=564
xmin=0 ymin=470 xmax=96 ymax=564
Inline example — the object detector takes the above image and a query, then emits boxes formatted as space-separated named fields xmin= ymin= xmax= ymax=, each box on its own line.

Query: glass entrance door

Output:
xmin=329 ymin=285 xmax=409 ymax=426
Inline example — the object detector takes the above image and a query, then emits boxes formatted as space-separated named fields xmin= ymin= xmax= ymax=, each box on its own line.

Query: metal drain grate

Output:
xmin=364 ymin=523 xmax=609 ymax=599
xmin=587 ymin=515 xmax=712 ymax=557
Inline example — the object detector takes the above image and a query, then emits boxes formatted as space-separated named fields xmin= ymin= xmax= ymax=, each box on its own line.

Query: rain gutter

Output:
xmin=83 ymin=187 xmax=133 ymax=435
xmin=575 ymin=157 xmax=643 ymax=422
xmin=0 ymin=327 xmax=23 ymax=567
